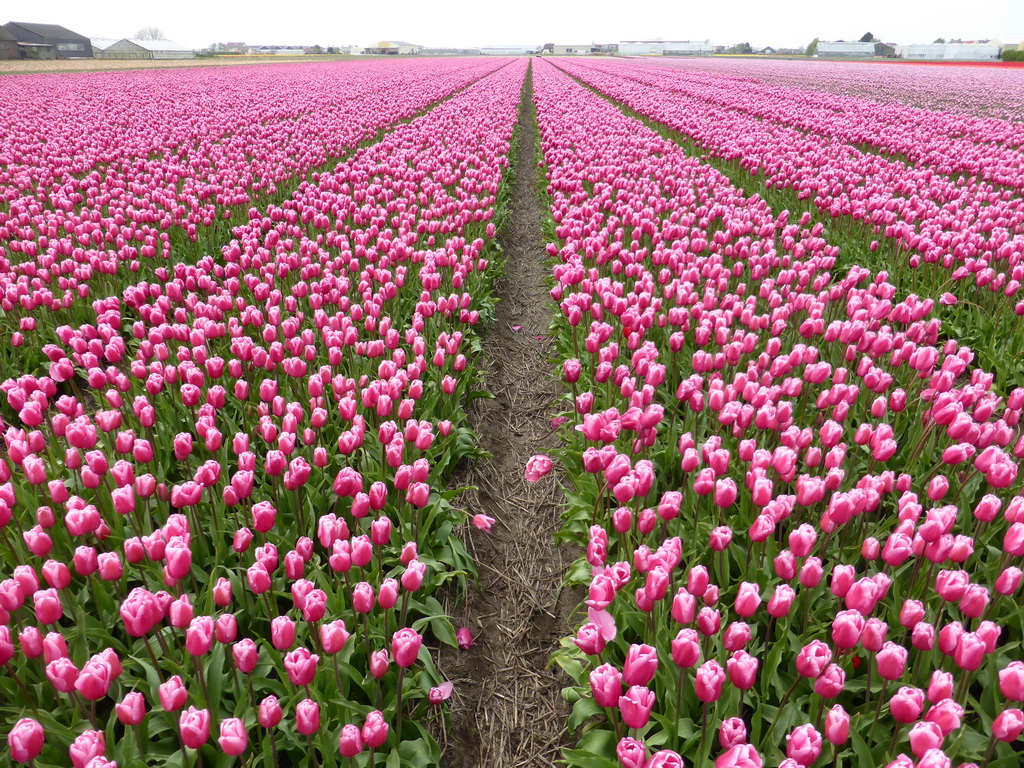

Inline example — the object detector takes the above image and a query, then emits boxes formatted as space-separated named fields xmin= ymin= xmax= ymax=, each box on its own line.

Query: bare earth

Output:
xmin=435 ymin=66 xmax=579 ymax=768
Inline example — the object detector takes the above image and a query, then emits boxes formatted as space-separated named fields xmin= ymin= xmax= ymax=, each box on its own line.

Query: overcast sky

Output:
xmin=17 ymin=0 xmax=1024 ymax=50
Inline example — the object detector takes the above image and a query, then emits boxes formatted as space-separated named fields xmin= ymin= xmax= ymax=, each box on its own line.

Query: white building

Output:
xmin=816 ymin=41 xmax=876 ymax=58
xmin=896 ymin=43 xmax=1000 ymax=60
xmin=247 ymin=45 xmax=305 ymax=55
xmin=90 ymin=37 xmax=119 ymax=58
xmin=480 ymin=46 xmax=532 ymax=55
xmin=371 ymin=40 xmax=421 ymax=55
xmin=619 ymin=40 xmax=713 ymax=56
xmin=104 ymin=38 xmax=195 ymax=59
xmin=553 ymin=44 xmax=593 ymax=55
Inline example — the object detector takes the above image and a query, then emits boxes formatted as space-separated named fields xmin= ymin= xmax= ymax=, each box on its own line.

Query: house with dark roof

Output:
xmin=2 ymin=21 xmax=93 ymax=58
xmin=0 ymin=25 xmax=18 ymax=60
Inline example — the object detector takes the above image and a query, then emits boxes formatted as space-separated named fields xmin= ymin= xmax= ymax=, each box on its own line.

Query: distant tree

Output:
xmin=326 ymin=46 xmax=337 ymax=54
xmin=209 ymin=42 xmax=225 ymax=52
xmin=727 ymin=42 xmax=752 ymax=54
xmin=312 ymin=44 xmax=323 ymax=54
xmin=135 ymin=26 xmax=166 ymax=40
xmin=806 ymin=37 xmax=819 ymax=56
xmin=859 ymin=32 xmax=874 ymax=42
xmin=933 ymin=37 xmax=946 ymax=44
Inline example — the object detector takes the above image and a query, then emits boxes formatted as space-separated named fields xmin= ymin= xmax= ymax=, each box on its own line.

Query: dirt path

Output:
xmin=438 ymin=63 xmax=577 ymax=768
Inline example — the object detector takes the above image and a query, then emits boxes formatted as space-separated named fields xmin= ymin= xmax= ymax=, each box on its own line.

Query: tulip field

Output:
xmin=0 ymin=57 xmax=523 ymax=767
xmin=534 ymin=56 xmax=1024 ymax=768
xmin=2 ymin=53 xmax=1024 ymax=768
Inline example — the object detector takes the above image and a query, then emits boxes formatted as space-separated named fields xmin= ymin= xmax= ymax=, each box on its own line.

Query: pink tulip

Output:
xmin=7 ymin=718 xmax=44 ymax=763
xmin=786 ymin=724 xmax=822 ymax=766
xmin=218 ymin=718 xmax=248 ymax=756
xmin=622 ymin=644 xmax=658 ymax=687
xmin=361 ymin=710 xmax=388 ymax=748
xmin=116 ymin=692 xmax=147 ymax=726
xmin=619 ymin=685 xmax=656 ymax=728
xmin=295 ymin=699 xmax=320 ymax=735
xmin=525 ymin=454 xmax=553 ymax=481
xmin=715 ymin=743 xmax=763 ymax=768
xmin=616 ymin=737 xmax=648 ymax=768
xmin=339 ymin=724 xmax=363 ymax=757
xmin=159 ymin=675 xmax=188 ymax=711
xmin=392 ymin=628 xmax=423 ymax=667
xmin=258 ymin=696 xmax=283 ymax=729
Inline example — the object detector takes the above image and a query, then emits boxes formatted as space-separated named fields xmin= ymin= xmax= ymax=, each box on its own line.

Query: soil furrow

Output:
xmin=438 ymin=62 xmax=577 ymax=768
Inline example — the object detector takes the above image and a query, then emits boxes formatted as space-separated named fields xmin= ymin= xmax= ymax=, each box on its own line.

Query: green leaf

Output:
xmin=567 ymin=696 xmax=605 ymax=732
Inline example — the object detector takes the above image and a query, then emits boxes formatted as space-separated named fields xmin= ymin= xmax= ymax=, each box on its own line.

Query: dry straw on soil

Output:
xmin=435 ymin=69 xmax=579 ymax=768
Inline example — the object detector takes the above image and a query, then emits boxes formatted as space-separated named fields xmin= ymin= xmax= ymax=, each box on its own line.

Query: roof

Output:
xmin=379 ymin=40 xmax=418 ymax=47
xmin=7 ymin=21 xmax=87 ymax=39
xmin=120 ymin=38 xmax=192 ymax=51
xmin=0 ymin=26 xmax=17 ymax=41
xmin=90 ymin=37 xmax=119 ymax=50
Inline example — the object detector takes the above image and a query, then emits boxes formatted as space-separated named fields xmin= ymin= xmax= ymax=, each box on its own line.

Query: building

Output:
xmin=553 ymin=44 xmax=594 ymax=55
xmin=755 ymin=46 xmax=778 ymax=55
xmin=246 ymin=45 xmax=305 ymax=55
xmin=2 ymin=21 xmax=93 ymax=58
xmin=992 ymin=38 xmax=1024 ymax=53
xmin=0 ymin=25 xmax=18 ymax=60
xmin=480 ymin=46 xmax=532 ymax=55
xmin=618 ymin=40 xmax=713 ymax=56
xmin=90 ymin=37 xmax=120 ymax=59
xmin=874 ymin=42 xmax=896 ymax=57
xmin=367 ymin=40 xmax=420 ymax=55
xmin=815 ymin=41 xmax=876 ymax=57
xmin=421 ymin=47 xmax=480 ymax=56
xmin=896 ymin=42 xmax=1000 ymax=60
xmin=102 ymin=38 xmax=195 ymax=59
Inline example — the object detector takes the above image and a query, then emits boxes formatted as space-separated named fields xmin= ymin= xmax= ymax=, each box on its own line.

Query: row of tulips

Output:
xmin=0 ymin=59 xmax=528 ymax=766
xmin=639 ymin=58 xmax=1024 ymax=186
xmin=667 ymin=57 xmax=1024 ymax=122
xmin=530 ymin=57 xmax=1024 ymax=768
xmin=0 ymin=58 xmax=509 ymax=374
xmin=549 ymin=57 xmax=1024 ymax=382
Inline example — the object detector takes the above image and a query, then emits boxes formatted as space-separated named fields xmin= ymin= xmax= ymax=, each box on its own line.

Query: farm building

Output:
xmin=618 ymin=40 xmax=713 ymax=56
xmin=90 ymin=38 xmax=119 ymax=58
xmin=992 ymin=38 xmax=1024 ymax=53
xmin=246 ymin=45 xmax=305 ymax=56
xmin=368 ymin=41 xmax=421 ymax=55
xmin=874 ymin=42 xmax=896 ymax=57
xmin=422 ymin=47 xmax=481 ymax=56
xmin=553 ymin=44 xmax=594 ymax=55
xmin=896 ymin=43 xmax=1000 ymax=60
xmin=102 ymin=38 xmax=195 ymax=59
xmin=480 ymin=46 xmax=532 ymax=55
xmin=755 ymin=46 xmax=778 ymax=55
xmin=2 ymin=21 xmax=93 ymax=58
xmin=815 ymin=41 xmax=875 ymax=58
xmin=0 ymin=25 xmax=17 ymax=60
